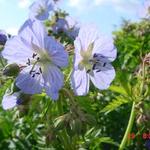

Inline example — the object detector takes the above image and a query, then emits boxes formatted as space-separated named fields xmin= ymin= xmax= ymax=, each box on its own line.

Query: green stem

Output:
xmin=61 ymin=88 xmax=78 ymax=150
xmin=119 ymin=102 xmax=135 ymax=150
xmin=140 ymin=61 xmax=145 ymax=95
xmin=65 ymin=69 xmax=73 ymax=84
xmin=41 ymin=99 xmax=51 ymax=119
xmin=0 ymin=57 xmax=4 ymax=67
xmin=57 ymin=94 xmax=73 ymax=150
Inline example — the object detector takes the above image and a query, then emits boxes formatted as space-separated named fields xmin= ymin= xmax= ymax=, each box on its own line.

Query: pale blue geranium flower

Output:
xmin=52 ymin=18 xmax=67 ymax=33
xmin=52 ymin=16 xmax=80 ymax=39
xmin=29 ymin=0 xmax=55 ymax=21
xmin=2 ymin=91 xmax=21 ymax=110
xmin=2 ymin=20 xmax=68 ymax=100
xmin=71 ymin=25 xmax=117 ymax=95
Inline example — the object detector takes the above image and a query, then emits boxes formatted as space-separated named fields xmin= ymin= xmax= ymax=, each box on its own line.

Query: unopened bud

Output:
xmin=3 ymin=63 xmax=20 ymax=76
xmin=0 ymin=31 xmax=7 ymax=45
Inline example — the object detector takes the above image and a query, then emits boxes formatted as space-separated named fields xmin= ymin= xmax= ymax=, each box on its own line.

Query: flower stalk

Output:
xmin=119 ymin=101 xmax=135 ymax=150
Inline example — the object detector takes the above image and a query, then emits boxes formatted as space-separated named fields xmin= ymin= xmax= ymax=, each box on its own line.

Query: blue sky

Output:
xmin=0 ymin=0 xmax=147 ymax=36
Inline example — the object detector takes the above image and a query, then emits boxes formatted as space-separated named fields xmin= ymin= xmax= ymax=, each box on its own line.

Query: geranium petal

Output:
xmin=77 ymin=24 xmax=99 ymax=51
xmin=42 ymin=65 xmax=64 ymax=100
xmin=44 ymin=36 xmax=68 ymax=68
xmin=71 ymin=69 xmax=90 ymax=95
xmin=90 ymin=64 xmax=115 ymax=90
xmin=2 ymin=36 xmax=33 ymax=65
xmin=2 ymin=92 xmax=20 ymax=110
xmin=16 ymin=66 xmax=43 ymax=94
xmin=19 ymin=19 xmax=47 ymax=48
xmin=93 ymin=37 xmax=117 ymax=62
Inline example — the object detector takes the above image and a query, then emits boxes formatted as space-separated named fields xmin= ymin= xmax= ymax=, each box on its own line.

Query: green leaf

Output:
xmin=109 ymin=85 xmax=128 ymax=96
xmin=101 ymin=96 xmax=130 ymax=114
xmin=91 ymin=137 xmax=119 ymax=149
xmin=0 ymin=79 xmax=12 ymax=101
xmin=76 ymin=96 xmax=96 ymax=115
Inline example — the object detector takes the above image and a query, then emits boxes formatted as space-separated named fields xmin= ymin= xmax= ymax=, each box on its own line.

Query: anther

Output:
xmin=36 ymin=72 xmax=40 ymax=75
xmin=96 ymin=69 xmax=101 ymax=73
xmin=29 ymin=70 xmax=35 ymax=74
xmin=93 ymin=53 xmax=98 ymax=58
xmin=32 ymin=53 xmax=37 ymax=58
xmin=39 ymin=67 xmax=42 ymax=73
xmin=92 ymin=64 xmax=96 ymax=70
xmin=32 ymin=74 xmax=35 ymax=78
xmin=103 ymin=62 xmax=106 ymax=67
xmin=26 ymin=58 xmax=30 ymax=65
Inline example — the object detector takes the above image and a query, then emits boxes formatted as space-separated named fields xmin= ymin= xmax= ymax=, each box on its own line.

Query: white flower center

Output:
xmin=78 ymin=43 xmax=106 ymax=73
xmin=26 ymin=43 xmax=51 ymax=78
xmin=37 ymin=5 xmax=46 ymax=16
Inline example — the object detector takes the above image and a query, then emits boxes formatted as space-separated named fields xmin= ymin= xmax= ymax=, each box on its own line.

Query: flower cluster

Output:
xmin=52 ymin=16 xmax=80 ymax=40
xmin=1 ymin=0 xmax=117 ymax=110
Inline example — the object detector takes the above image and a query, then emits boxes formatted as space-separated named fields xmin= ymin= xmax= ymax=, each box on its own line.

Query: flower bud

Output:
xmin=3 ymin=63 xmax=20 ymax=76
xmin=0 ymin=30 xmax=7 ymax=45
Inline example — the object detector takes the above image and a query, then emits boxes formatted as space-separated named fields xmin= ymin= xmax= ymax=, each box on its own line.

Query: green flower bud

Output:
xmin=3 ymin=63 xmax=20 ymax=77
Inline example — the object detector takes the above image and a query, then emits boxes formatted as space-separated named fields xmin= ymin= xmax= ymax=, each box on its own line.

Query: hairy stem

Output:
xmin=119 ymin=102 xmax=135 ymax=150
